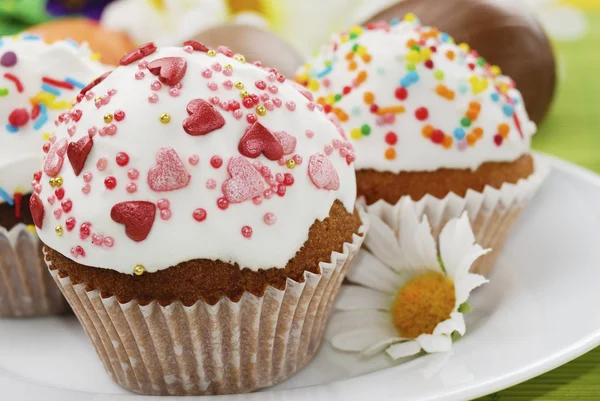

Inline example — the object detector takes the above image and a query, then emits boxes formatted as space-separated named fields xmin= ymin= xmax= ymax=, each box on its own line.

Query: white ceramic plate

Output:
xmin=1 ymin=153 xmax=600 ymax=401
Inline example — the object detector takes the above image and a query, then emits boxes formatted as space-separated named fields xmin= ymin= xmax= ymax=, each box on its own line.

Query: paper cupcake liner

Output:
xmin=0 ymin=224 xmax=69 ymax=317
xmin=366 ymin=155 xmax=549 ymax=276
xmin=47 ymin=209 xmax=368 ymax=396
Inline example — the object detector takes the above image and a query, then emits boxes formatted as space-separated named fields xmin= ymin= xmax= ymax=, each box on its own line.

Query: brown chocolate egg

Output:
xmin=192 ymin=24 xmax=303 ymax=77
xmin=364 ymin=0 xmax=556 ymax=124
xmin=27 ymin=18 xmax=137 ymax=66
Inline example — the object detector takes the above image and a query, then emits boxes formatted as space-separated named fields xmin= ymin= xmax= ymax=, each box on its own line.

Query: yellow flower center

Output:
xmin=392 ymin=271 xmax=456 ymax=339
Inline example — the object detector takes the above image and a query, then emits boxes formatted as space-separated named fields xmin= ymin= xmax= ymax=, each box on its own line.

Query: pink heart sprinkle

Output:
xmin=308 ymin=153 xmax=340 ymax=191
xmin=222 ymin=157 xmax=265 ymax=203
xmin=147 ymin=147 xmax=191 ymax=192
xmin=43 ymin=138 xmax=68 ymax=177
xmin=274 ymin=131 xmax=297 ymax=155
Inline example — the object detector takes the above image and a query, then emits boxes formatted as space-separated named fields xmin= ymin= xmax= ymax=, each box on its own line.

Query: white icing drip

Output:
xmin=35 ymin=46 xmax=357 ymax=274
xmin=298 ymin=21 xmax=536 ymax=173
xmin=0 ymin=36 xmax=108 ymax=204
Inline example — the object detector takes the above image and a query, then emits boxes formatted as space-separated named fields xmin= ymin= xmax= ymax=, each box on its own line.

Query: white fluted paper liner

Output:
xmin=0 ymin=223 xmax=69 ymax=317
xmin=46 ymin=209 xmax=368 ymax=396
xmin=365 ymin=155 xmax=549 ymax=276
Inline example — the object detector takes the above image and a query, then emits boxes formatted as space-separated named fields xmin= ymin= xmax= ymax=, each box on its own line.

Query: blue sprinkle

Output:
xmin=65 ymin=39 xmax=80 ymax=48
xmin=453 ymin=127 xmax=466 ymax=140
xmin=440 ymin=33 xmax=450 ymax=43
xmin=41 ymin=83 xmax=61 ymax=96
xmin=400 ymin=70 xmax=419 ymax=87
xmin=512 ymin=96 xmax=520 ymax=105
xmin=459 ymin=84 xmax=469 ymax=94
xmin=5 ymin=124 xmax=18 ymax=133
xmin=502 ymin=104 xmax=515 ymax=117
xmin=65 ymin=77 xmax=85 ymax=89
xmin=0 ymin=187 xmax=14 ymax=206
xmin=491 ymin=93 xmax=500 ymax=102
xmin=34 ymin=105 xmax=48 ymax=130
xmin=316 ymin=65 xmax=332 ymax=79
xmin=21 ymin=34 xmax=41 ymax=41
xmin=390 ymin=18 xmax=400 ymax=26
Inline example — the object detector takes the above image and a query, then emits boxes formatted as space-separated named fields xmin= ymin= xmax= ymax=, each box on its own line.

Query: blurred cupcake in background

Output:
xmin=0 ymin=35 xmax=108 ymax=317
xmin=297 ymin=16 xmax=548 ymax=276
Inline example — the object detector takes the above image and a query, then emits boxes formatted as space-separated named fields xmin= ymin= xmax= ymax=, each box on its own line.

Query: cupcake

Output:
xmin=296 ymin=16 xmax=547 ymax=276
xmin=0 ymin=35 xmax=108 ymax=317
xmin=34 ymin=42 xmax=366 ymax=395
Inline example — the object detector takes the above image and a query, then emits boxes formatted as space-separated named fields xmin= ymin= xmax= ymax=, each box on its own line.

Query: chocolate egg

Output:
xmin=192 ymin=24 xmax=303 ymax=77
xmin=364 ymin=0 xmax=556 ymax=124
xmin=27 ymin=18 xmax=137 ymax=66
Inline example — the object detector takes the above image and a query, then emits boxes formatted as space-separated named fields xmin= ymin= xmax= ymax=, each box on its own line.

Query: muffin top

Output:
xmin=33 ymin=42 xmax=357 ymax=274
xmin=295 ymin=15 xmax=536 ymax=173
xmin=0 ymin=35 xmax=107 ymax=206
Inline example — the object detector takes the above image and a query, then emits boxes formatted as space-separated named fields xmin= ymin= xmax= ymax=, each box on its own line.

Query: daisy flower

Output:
xmin=329 ymin=199 xmax=490 ymax=360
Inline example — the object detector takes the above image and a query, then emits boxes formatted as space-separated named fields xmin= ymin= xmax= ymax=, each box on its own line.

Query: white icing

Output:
xmin=0 ymin=35 xmax=108 ymax=205
xmin=297 ymin=20 xmax=536 ymax=173
xmin=35 ymin=46 xmax=357 ymax=274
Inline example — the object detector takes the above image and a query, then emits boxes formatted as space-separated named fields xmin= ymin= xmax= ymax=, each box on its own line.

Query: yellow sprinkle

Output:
xmin=349 ymin=25 xmax=363 ymax=36
xmin=326 ymin=93 xmax=336 ymax=105
xmin=458 ymin=42 xmax=470 ymax=52
xmin=55 ymin=177 xmax=64 ymax=187
xmin=308 ymin=79 xmax=320 ymax=91
xmin=159 ymin=113 xmax=171 ymax=124
xmin=434 ymin=70 xmax=444 ymax=81
xmin=43 ymin=133 xmax=51 ymax=141
xmin=406 ymin=50 xmax=420 ymax=63
xmin=350 ymin=128 xmax=362 ymax=140
xmin=90 ymin=53 xmax=102 ymax=62
xmin=490 ymin=65 xmax=502 ymax=76
xmin=133 ymin=265 xmax=145 ymax=276
xmin=404 ymin=12 xmax=417 ymax=22
xmin=286 ymin=159 xmax=296 ymax=169
xmin=104 ymin=114 xmax=113 ymax=124
xmin=55 ymin=225 xmax=63 ymax=237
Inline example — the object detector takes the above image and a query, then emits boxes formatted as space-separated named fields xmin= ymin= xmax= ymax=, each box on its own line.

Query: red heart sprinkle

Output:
xmin=308 ymin=153 xmax=340 ymax=190
xmin=238 ymin=122 xmax=283 ymax=161
xmin=119 ymin=42 xmax=157 ymax=66
xmin=29 ymin=193 xmax=45 ymax=229
xmin=222 ymin=157 xmax=265 ymax=203
xmin=183 ymin=40 xmax=209 ymax=52
xmin=273 ymin=131 xmax=297 ymax=155
xmin=147 ymin=57 xmax=187 ymax=86
xmin=147 ymin=147 xmax=191 ymax=192
xmin=78 ymin=71 xmax=112 ymax=102
xmin=110 ymin=201 xmax=156 ymax=242
xmin=290 ymin=81 xmax=314 ymax=101
xmin=55 ymin=187 xmax=65 ymax=201
xmin=183 ymin=99 xmax=225 ymax=136
xmin=43 ymin=138 xmax=67 ymax=177
xmin=67 ymin=136 xmax=93 ymax=176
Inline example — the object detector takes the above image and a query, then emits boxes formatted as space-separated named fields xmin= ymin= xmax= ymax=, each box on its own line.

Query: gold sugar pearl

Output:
xmin=224 ymin=64 xmax=233 ymax=70
xmin=234 ymin=54 xmax=246 ymax=63
xmin=133 ymin=264 xmax=145 ymax=276
xmin=159 ymin=113 xmax=171 ymax=124
xmin=49 ymin=177 xmax=56 ymax=187
xmin=207 ymin=50 xmax=217 ymax=57
xmin=104 ymin=113 xmax=113 ymax=124
xmin=240 ymin=90 xmax=250 ymax=98
xmin=286 ymin=159 xmax=296 ymax=169
xmin=256 ymin=105 xmax=266 ymax=116
xmin=94 ymin=96 xmax=102 ymax=102
xmin=55 ymin=225 xmax=63 ymax=236
xmin=234 ymin=81 xmax=244 ymax=90
xmin=55 ymin=176 xmax=64 ymax=187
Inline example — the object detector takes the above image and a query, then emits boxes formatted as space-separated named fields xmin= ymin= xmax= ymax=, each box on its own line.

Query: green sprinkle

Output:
xmin=458 ymin=302 xmax=472 ymax=314
xmin=461 ymin=117 xmax=472 ymax=127
xmin=360 ymin=124 xmax=371 ymax=135
xmin=349 ymin=33 xmax=358 ymax=40
xmin=434 ymin=70 xmax=444 ymax=81
xmin=411 ymin=45 xmax=420 ymax=52
xmin=0 ymin=88 xmax=8 ymax=97
xmin=334 ymin=93 xmax=342 ymax=102
xmin=406 ymin=62 xmax=416 ymax=71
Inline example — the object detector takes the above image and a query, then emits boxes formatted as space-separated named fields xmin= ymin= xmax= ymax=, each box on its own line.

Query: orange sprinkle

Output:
xmin=422 ymin=28 xmax=439 ymax=39
xmin=435 ymin=84 xmax=455 ymax=100
xmin=384 ymin=148 xmax=396 ymax=160
xmin=466 ymin=133 xmax=477 ymax=146
xmin=363 ymin=91 xmax=375 ymax=105
xmin=334 ymin=108 xmax=349 ymax=122
xmin=442 ymin=135 xmax=453 ymax=149
xmin=316 ymin=97 xmax=326 ymax=106
xmin=345 ymin=52 xmax=354 ymax=61
xmin=406 ymin=39 xmax=418 ymax=48
xmin=446 ymin=50 xmax=455 ymax=60
xmin=376 ymin=105 xmax=405 ymax=115
xmin=357 ymin=70 xmax=368 ymax=83
xmin=473 ymin=127 xmax=483 ymax=139
xmin=348 ymin=61 xmax=358 ymax=71
xmin=466 ymin=110 xmax=478 ymax=121
xmin=362 ymin=54 xmax=372 ymax=63
xmin=469 ymin=101 xmax=481 ymax=111
xmin=498 ymin=123 xmax=510 ymax=136
xmin=422 ymin=124 xmax=434 ymax=138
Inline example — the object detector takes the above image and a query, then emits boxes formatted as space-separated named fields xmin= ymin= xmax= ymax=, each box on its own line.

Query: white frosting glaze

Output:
xmin=296 ymin=18 xmax=536 ymax=173
xmin=34 ymin=45 xmax=357 ymax=274
xmin=0 ymin=35 xmax=108 ymax=206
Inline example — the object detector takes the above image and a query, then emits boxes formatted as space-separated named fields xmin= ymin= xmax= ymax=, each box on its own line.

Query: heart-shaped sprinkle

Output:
xmin=183 ymin=99 xmax=225 ymax=136
xmin=119 ymin=42 xmax=157 ymax=66
xmin=222 ymin=157 xmax=265 ymax=203
xmin=55 ymin=187 xmax=65 ymax=201
xmin=147 ymin=57 xmax=187 ymax=86
xmin=308 ymin=153 xmax=340 ymax=190
xmin=110 ymin=201 xmax=156 ymax=242
xmin=147 ymin=147 xmax=191 ymax=192
xmin=182 ymin=40 xmax=209 ymax=52
xmin=77 ymin=71 xmax=111 ymax=102
xmin=238 ymin=122 xmax=283 ymax=161
xmin=43 ymin=138 xmax=68 ymax=177
xmin=273 ymin=131 xmax=297 ymax=155
xmin=29 ymin=193 xmax=44 ymax=229
xmin=291 ymin=81 xmax=314 ymax=101
xmin=67 ymin=136 xmax=93 ymax=176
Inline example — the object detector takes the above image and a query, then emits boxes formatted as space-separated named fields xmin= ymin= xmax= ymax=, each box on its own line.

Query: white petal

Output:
xmin=346 ymin=249 xmax=403 ymax=294
xmin=417 ymin=334 xmax=453 ymax=353
xmin=439 ymin=213 xmax=489 ymax=277
xmin=361 ymin=336 xmax=407 ymax=358
xmin=455 ymin=274 xmax=488 ymax=306
xmin=331 ymin=326 xmax=396 ymax=353
xmin=336 ymin=285 xmax=393 ymax=312
xmin=364 ymin=213 xmax=404 ymax=269
xmin=398 ymin=199 xmax=441 ymax=272
xmin=385 ymin=340 xmax=422 ymax=359
xmin=433 ymin=313 xmax=466 ymax=336
xmin=327 ymin=309 xmax=394 ymax=340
